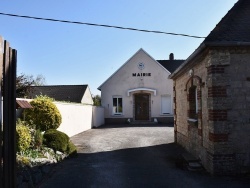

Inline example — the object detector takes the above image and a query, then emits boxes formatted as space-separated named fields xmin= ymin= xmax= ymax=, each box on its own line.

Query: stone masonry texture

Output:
xmin=173 ymin=47 xmax=250 ymax=175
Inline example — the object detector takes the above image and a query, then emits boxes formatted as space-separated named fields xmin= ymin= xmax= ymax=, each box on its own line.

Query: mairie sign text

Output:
xmin=132 ymin=73 xmax=151 ymax=77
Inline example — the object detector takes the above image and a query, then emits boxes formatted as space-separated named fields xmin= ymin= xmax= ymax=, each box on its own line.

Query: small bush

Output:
xmin=17 ymin=119 xmax=38 ymax=149
xmin=16 ymin=125 xmax=31 ymax=152
xmin=43 ymin=129 xmax=69 ymax=152
xmin=20 ymin=149 xmax=40 ymax=159
xmin=67 ymin=141 xmax=77 ymax=157
xmin=24 ymin=95 xmax=62 ymax=131
xmin=16 ymin=155 xmax=31 ymax=168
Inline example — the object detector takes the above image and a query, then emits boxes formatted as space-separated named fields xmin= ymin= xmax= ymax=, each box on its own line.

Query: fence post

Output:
xmin=0 ymin=36 xmax=3 ymax=188
xmin=3 ymin=40 xmax=17 ymax=188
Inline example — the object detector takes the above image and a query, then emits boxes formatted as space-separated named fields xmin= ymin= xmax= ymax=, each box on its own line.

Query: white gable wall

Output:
xmin=81 ymin=86 xmax=93 ymax=105
xmin=99 ymin=49 xmax=174 ymax=123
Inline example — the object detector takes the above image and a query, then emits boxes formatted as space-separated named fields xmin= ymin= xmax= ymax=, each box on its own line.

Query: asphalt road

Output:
xmin=39 ymin=124 xmax=250 ymax=188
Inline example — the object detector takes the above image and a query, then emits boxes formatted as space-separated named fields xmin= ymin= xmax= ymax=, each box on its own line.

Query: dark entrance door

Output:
xmin=134 ymin=94 xmax=150 ymax=120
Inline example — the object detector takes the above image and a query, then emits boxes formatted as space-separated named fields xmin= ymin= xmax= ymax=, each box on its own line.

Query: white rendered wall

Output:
xmin=92 ymin=106 xmax=104 ymax=127
xmin=55 ymin=102 xmax=93 ymax=137
xmin=99 ymin=49 xmax=173 ymax=120
xmin=16 ymin=99 xmax=105 ymax=137
xmin=81 ymin=86 xmax=94 ymax=105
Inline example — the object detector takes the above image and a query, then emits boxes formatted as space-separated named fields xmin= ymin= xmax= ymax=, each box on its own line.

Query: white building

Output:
xmin=98 ymin=48 xmax=184 ymax=124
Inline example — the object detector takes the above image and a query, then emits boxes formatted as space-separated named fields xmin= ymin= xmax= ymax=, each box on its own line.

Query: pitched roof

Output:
xmin=157 ymin=60 xmax=185 ymax=73
xmin=170 ymin=0 xmax=250 ymax=79
xmin=205 ymin=0 xmax=250 ymax=43
xmin=28 ymin=85 xmax=88 ymax=103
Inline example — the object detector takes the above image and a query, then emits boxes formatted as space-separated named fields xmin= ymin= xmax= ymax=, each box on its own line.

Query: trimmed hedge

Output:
xmin=24 ymin=96 xmax=62 ymax=131
xmin=43 ymin=129 xmax=69 ymax=152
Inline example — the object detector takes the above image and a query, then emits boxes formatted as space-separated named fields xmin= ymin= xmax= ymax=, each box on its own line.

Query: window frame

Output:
xmin=161 ymin=94 xmax=172 ymax=115
xmin=112 ymin=96 xmax=123 ymax=115
xmin=195 ymin=87 xmax=198 ymax=114
xmin=188 ymin=85 xmax=198 ymax=119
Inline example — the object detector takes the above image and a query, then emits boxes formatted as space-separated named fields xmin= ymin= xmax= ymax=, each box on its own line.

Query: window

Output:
xmin=113 ymin=97 xmax=123 ymax=115
xmin=188 ymin=86 xmax=198 ymax=119
xmin=161 ymin=95 xmax=171 ymax=114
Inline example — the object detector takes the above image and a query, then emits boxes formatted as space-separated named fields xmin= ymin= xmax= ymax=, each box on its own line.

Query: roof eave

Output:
xmin=169 ymin=41 xmax=250 ymax=79
xmin=169 ymin=43 xmax=206 ymax=79
xmin=204 ymin=41 xmax=250 ymax=47
xmin=97 ymin=48 xmax=145 ymax=91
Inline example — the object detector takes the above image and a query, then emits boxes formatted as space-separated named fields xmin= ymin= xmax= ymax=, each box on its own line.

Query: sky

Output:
xmin=0 ymin=0 xmax=238 ymax=95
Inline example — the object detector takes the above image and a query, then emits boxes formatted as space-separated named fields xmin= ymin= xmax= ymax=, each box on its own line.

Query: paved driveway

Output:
xmin=39 ymin=124 xmax=250 ymax=188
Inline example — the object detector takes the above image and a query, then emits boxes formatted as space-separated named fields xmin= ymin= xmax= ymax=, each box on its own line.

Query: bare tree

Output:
xmin=16 ymin=73 xmax=46 ymax=98
xmin=34 ymin=74 xmax=46 ymax=86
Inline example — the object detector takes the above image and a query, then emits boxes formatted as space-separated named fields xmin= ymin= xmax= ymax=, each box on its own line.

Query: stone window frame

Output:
xmin=188 ymin=85 xmax=198 ymax=119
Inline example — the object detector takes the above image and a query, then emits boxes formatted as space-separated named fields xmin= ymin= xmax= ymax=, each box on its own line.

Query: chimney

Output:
xmin=169 ymin=53 xmax=174 ymax=60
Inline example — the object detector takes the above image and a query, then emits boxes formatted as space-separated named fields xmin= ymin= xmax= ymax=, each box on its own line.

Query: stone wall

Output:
xmin=174 ymin=50 xmax=208 ymax=159
xmin=17 ymin=164 xmax=54 ymax=187
xmin=206 ymin=47 xmax=250 ymax=174
xmin=226 ymin=48 xmax=250 ymax=174
xmin=173 ymin=47 xmax=250 ymax=175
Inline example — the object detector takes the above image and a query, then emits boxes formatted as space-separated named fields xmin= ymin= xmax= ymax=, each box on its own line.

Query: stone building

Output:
xmin=98 ymin=48 xmax=184 ymax=124
xmin=169 ymin=0 xmax=250 ymax=175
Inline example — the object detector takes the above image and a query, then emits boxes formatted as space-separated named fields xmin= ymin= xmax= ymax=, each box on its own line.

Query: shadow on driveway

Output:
xmin=39 ymin=143 xmax=250 ymax=188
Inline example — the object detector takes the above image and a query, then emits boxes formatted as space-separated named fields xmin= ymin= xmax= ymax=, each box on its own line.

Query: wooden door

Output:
xmin=135 ymin=94 xmax=149 ymax=120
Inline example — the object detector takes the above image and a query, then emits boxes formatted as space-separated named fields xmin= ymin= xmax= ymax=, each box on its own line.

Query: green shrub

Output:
xmin=67 ymin=141 xmax=77 ymax=157
xmin=16 ymin=119 xmax=35 ymax=148
xmin=20 ymin=148 xmax=40 ymax=159
xmin=16 ymin=155 xmax=31 ymax=168
xmin=24 ymin=95 xmax=62 ymax=131
xmin=43 ymin=129 xmax=69 ymax=152
xmin=16 ymin=125 xmax=31 ymax=152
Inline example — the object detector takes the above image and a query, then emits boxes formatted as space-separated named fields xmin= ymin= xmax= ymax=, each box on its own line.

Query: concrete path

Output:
xmin=39 ymin=124 xmax=250 ymax=188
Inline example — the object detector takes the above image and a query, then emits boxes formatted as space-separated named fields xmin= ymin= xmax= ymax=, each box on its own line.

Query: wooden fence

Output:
xmin=0 ymin=36 xmax=17 ymax=188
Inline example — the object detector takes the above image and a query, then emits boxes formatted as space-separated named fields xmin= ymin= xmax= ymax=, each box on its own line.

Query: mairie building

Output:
xmin=98 ymin=48 xmax=184 ymax=124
